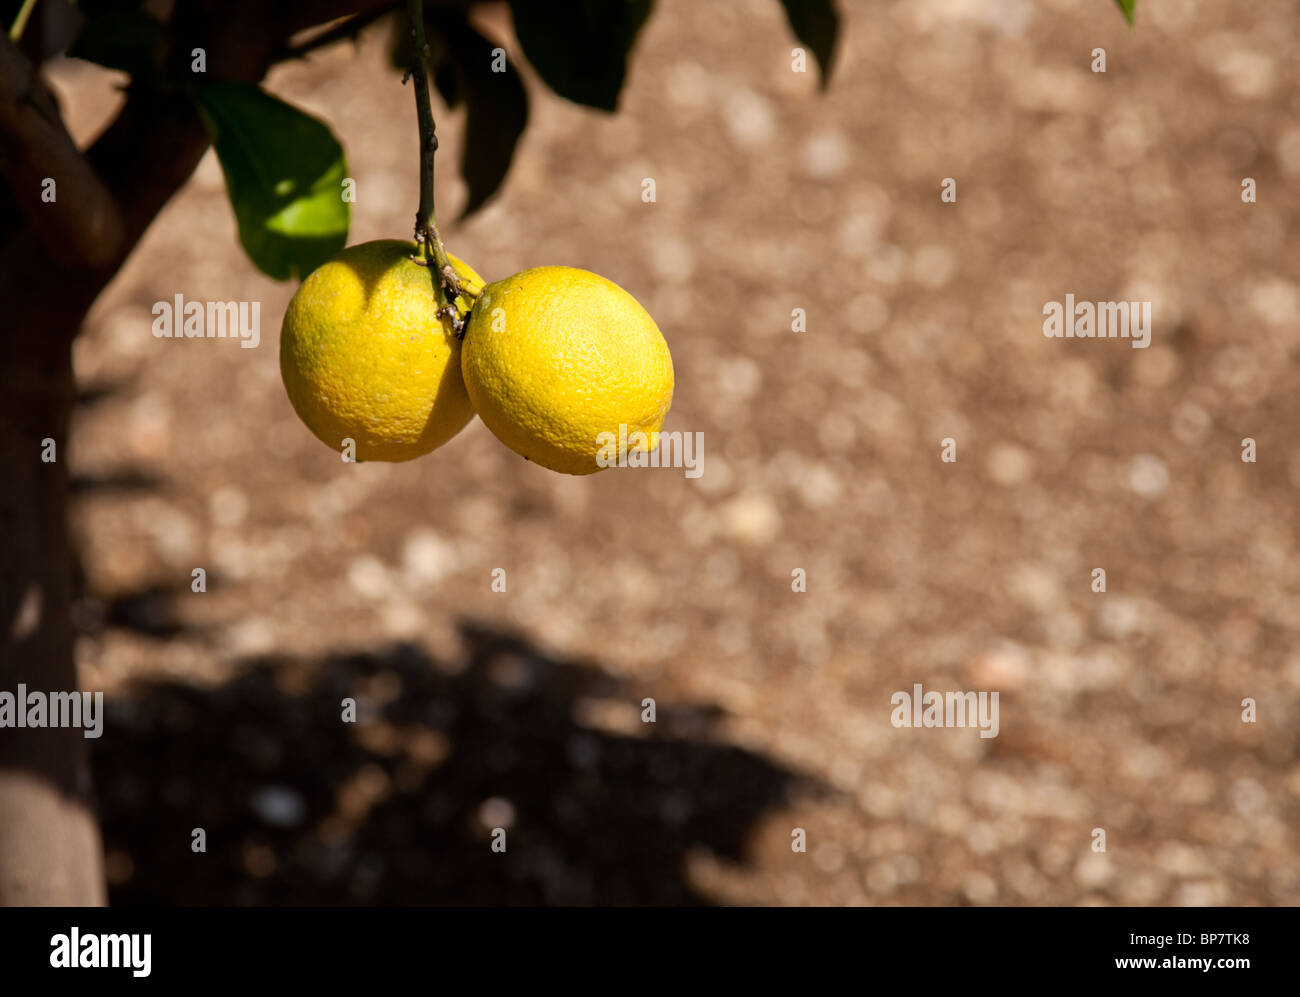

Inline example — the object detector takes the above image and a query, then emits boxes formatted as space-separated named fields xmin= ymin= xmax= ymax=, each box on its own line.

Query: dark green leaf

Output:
xmin=508 ymin=0 xmax=652 ymax=112
xmin=388 ymin=10 xmax=413 ymax=72
xmin=433 ymin=58 xmax=464 ymax=109
xmin=1114 ymin=0 xmax=1136 ymax=25
xmin=777 ymin=0 xmax=839 ymax=90
xmin=67 ymin=4 xmax=168 ymax=81
xmin=389 ymin=6 xmax=463 ymax=106
xmin=427 ymin=15 xmax=529 ymax=216
xmin=426 ymin=15 xmax=465 ymax=110
xmin=195 ymin=83 xmax=350 ymax=281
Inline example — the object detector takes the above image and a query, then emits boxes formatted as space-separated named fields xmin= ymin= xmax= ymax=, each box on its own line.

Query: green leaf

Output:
xmin=390 ymin=9 xmax=464 ymax=107
xmin=195 ymin=83 xmax=351 ymax=281
xmin=427 ymin=15 xmax=529 ymax=216
xmin=1114 ymin=0 xmax=1135 ymax=24
xmin=433 ymin=58 xmax=464 ymax=110
xmin=777 ymin=0 xmax=839 ymax=89
xmin=508 ymin=0 xmax=652 ymax=112
xmin=67 ymin=4 xmax=168 ymax=81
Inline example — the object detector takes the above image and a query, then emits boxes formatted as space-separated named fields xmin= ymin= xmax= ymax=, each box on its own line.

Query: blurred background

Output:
xmin=47 ymin=0 xmax=1300 ymax=904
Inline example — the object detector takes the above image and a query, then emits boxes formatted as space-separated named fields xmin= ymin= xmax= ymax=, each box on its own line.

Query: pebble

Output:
xmin=1174 ymin=880 xmax=1227 ymax=907
xmin=223 ymin=617 xmax=276 ymax=656
xmin=968 ymin=641 xmax=1031 ymax=690
xmin=143 ymin=503 xmax=196 ymax=566
xmin=722 ymin=87 xmax=776 ymax=148
xmin=1229 ymin=777 xmax=1269 ymax=817
xmin=1074 ymin=852 xmax=1114 ymax=890
xmin=1249 ymin=276 xmax=1299 ymax=326
xmin=1123 ymin=744 xmax=1171 ymax=782
xmin=1156 ymin=842 xmax=1207 ymax=878
xmin=909 ymin=245 xmax=958 ymax=289
xmin=813 ymin=843 xmax=846 ymax=874
xmin=1277 ymin=126 xmax=1300 ymax=176
xmin=477 ymin=797 xmax=516 ymax=831
xmin=401 ymin=530 xmax=458 ymax=587
xmin=348 ymin=555 xmax=393 ymax=600
xmin=649 ymin=234 xmax=695 ymax=281
xmin=867 ymin=244 xmax=907 ymax=285
xmin=1128 ymin=454 xmax=1170 ymax=500
xmin=844 ymin=292 xmax=888 ymax=335
xmin=665 ymin=61 xmax=713 ymax=111
xmin=719 ymin=493 xmax=781 ymax=545
xmin=987 ymin=443 xmax=1033 ymax=486
xmin=717 ymin=355 xmax=762 ymax=399
xmin=1170 ymin=402 xmax=1210 ymax=445
xmin=963 ymin=870 xmax=998 ymax=904
xmin=694 ymin=455 xmax=733 ymax=495
xmin=793 ymin=463 xmax=842 ymax=509
xmin=209 ymin=487 xmax=249 ymax=527
xmin=703 ymin=549 xmax=742 ymax=588
xmin=864 ymin=860 xmax=896 ymax=896
xmin=800 ymin=130 xmax=851 ymax=179
xmin=250 ymin=785 xmax=307 ymax=828
xmin=1201 ymin=41 xmax=1276 ymax=100
xmin=715 ymin=618 xmax=752 ymax=656
xmin=1097 ymin=596 xmax=1143 ymax=640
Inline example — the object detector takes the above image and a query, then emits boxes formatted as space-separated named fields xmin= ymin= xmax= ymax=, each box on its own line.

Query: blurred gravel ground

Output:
xmin=51 ymin=0 xmax=1300 ymax=904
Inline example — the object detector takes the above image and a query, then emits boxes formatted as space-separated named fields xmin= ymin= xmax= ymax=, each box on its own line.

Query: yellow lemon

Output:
xmin=461 ymin=266 xmax=674 ymax=475
xmin=280 ymin=239 xmax=484 ymax=462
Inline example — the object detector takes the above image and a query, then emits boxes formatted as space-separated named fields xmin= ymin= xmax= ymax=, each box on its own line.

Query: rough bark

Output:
xmin=0 ymin=308 xmax=105 ymax=904
xmin=0 ymin=0 xmax=395 ymax=905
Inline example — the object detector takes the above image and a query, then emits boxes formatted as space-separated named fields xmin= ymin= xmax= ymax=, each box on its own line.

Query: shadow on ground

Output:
xmin=91 ymin=622 xmax=811 ymax=905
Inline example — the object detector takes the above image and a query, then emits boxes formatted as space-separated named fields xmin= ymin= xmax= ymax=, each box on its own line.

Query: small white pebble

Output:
xmin=1129 ymin=454 xmax=1169 ymax=500
xmin=250 ymin=786 xmax=307 ymax=828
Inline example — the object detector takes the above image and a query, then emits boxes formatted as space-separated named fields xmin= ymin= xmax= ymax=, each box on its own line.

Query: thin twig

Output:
xmin=277 ymin=4 xmax=398 ymax=63
xmin=8 ymin=0 xmax=38 ymax=43
xmin=406 ymin=0 xmax=466 ymax=329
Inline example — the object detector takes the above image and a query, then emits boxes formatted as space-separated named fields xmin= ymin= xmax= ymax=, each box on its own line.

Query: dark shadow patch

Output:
xmin=92 ymin=622 xmax=814 ymax=905
xmin=76 ymin=378 xmax=136 ymax=409
xmin=69 ymin=468 xmax=164 ymax=497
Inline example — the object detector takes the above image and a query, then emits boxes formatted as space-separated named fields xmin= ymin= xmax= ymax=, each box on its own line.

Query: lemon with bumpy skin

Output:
xmin=461 ymin=266 xmax=674 ymax=475
xmin=280 ymin=239 xmax=483 ymax=462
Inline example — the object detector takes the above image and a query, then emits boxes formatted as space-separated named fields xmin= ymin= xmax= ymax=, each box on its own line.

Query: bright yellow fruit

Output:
xmin=461 ymin=266 xmax=674 ymax=475
xmin=280 ymin=239 xmax=484 ymax=462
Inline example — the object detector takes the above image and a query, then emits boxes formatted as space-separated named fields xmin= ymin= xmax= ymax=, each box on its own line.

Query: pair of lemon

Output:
xmin=279 ymin=240 xmax=674 ymax=474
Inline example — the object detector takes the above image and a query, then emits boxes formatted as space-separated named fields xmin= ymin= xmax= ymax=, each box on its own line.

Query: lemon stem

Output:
xmin=406 ymin=0 xmax=466 ymax=327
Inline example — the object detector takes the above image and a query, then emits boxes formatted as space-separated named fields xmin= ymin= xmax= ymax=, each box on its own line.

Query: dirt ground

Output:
xmin=50 ymin=0 xmax=1300 ymax=904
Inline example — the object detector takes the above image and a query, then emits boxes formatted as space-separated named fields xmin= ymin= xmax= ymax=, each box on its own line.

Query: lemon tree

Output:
xmin=0 ymin=0 xmax=1136 ymax=905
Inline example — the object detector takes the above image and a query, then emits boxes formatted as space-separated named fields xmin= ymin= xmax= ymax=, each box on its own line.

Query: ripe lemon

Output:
xmin=280 ymin=239 xmax=484 ymax=462
xmin=461 ymin=266 xmax=674 ymax=475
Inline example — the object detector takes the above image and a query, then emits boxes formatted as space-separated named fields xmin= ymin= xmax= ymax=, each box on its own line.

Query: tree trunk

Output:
xmin=0 ymin=0 xmax=392 ymax=907
xmin=0 ymin=312 xmax=105 ymax=905
xmin=0 ymin=65 xmax=210 ymax=909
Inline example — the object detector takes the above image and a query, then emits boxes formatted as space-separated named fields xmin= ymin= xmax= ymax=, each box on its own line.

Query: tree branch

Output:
xmin=0 ymin=0 xmax=402 ymax=314
xmin=276 ymin=3 xmax=401 ymax=63
xmin=0 ymin=33 xmax=125 ymax=268
xmin=84 ymin=85 xmax=209 ymax=262
xmin=406 ymin=0 xmax=464 ymax=326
